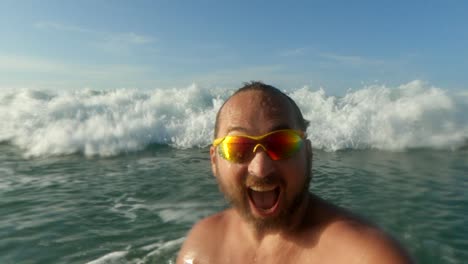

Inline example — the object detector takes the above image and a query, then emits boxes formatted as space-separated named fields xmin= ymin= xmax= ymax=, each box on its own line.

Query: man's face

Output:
xmin=210 ymin=90 xmax=312 ymax=231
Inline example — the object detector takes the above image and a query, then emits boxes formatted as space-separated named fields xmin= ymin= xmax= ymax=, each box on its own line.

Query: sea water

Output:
xmin=1 ymin=81 xmax=467 ymax=263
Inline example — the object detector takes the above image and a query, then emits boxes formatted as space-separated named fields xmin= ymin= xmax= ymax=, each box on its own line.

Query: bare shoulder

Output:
xmin=321 ymin=217 xmax=413 ymax=264
xmin=176 ymin=210 xmax=231 ymax=264
xmin=308 ymin=196 xmax=413 ymax=264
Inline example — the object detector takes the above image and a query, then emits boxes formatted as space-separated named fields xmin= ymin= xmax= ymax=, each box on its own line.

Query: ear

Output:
xmin=305 ymin=139 xmax=313 ymax=174
xmin=305 ymin=139 xmax=313 ymax=160
xmin=210 ymin=146 xmax=218 ymax=177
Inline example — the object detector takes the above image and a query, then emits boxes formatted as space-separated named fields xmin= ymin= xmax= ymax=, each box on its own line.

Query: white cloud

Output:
xmin=188 ymin=64 xmax=312 ymax=89
xmin=34 ymin=21 xmax=93 ymax=33
xmin=34 ymin=21 xmax=156 ymax=53
xmin=318 ymin=52 xmax=384 ymax=66
xmin=0 ymin=54 xmax=66 ymax=72
xmin=115 ymin=32 xmax=154 ymax=44
xmin=193 ymin=65 xmax=282 ymax=82
xmin=0 ymin=54 xmax=155 ymax=89
xmin=279 ymin=48 xmax=306 ymax=57
xmin=101 ymin=32 xmax=156 ymax=47
xmin=93 ymin=32 xmax=156 ymax=55
xmin=457 ymin=90 xmax=468 ymax=98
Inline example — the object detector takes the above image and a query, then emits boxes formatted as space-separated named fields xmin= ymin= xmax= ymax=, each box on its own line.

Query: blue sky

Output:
xmin=1 ymin=0 xmax=467 ymax=95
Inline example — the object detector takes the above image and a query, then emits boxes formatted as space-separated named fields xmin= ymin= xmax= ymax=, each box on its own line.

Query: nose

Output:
xmin=248 ymin=146 xmax=275 ymax=178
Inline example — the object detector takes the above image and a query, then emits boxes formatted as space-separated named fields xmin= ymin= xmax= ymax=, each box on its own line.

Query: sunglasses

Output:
xmin=212 ymin=129 xmax=305 ymax=163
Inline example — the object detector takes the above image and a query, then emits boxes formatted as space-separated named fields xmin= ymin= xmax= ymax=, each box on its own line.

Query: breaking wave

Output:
xmin=1 ymin=81 xmax=467 ymax=157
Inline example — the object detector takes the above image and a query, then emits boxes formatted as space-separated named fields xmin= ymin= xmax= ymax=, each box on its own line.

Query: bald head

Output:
xmin=214 ymin=82 xmax=309 ymax=138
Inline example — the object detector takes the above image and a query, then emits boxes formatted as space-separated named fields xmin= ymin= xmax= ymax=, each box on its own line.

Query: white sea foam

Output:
xmin=85 ymin=237 xmax=185 ymax=264
xmin=291 ymin=80 xmax=468 ymax=151
xmin=1 ymin=81 xmax=466 ymax=156
xmin=158 ymin=207 xmax=215 ymax=224
xmin=109 ymin=193 xmax=218 ymax=224
xmin=85 ymin=250 xmax=128 ymax=264
xmin=140 ymin=237 xmax=185 ymax=260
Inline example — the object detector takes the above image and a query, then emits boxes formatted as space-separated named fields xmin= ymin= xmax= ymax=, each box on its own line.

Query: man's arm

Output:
xmin=176 ymin=214 xmax=224 ymax=264
xmin=357 ymin=228 xmax=414 ymax=264
xmin=328 ymin=220 xmax=414 ymax=264
xmin=313 ymin=197 xmax=413 ymax=264
xmin=176 ymin=220 xmax=205 ymax=264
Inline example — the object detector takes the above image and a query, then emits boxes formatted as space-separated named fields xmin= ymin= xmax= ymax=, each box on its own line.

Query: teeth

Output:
xmin=249 ymin=185 xmax=277 ymax=192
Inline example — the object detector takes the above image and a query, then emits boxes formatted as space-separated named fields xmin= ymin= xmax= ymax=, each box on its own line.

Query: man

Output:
xmin=177 ymin=82 xmax=412 ymax=264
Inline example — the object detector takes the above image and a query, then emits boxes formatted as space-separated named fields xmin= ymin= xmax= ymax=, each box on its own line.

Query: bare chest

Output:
xmin=198 ymin=240 xmax=354 ymax=264
xmin=203 ymin=250 xmax=351 ymax=264
xmin=208 ymin=243 xmax=315 ymax=264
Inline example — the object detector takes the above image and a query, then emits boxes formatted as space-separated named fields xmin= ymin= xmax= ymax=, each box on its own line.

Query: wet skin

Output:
xmin=177 ymin=90 xmax=413 ymax=264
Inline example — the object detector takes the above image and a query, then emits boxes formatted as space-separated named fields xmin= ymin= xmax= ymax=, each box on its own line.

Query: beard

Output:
xmin=216 ymin=158 xmax=312 ymax=232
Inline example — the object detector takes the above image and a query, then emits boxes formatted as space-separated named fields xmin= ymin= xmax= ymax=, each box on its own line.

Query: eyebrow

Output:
xmin=225 ymin=126 xmax=249 ymax=134
xmin=271 ymin=124 xmax=293 ymax=131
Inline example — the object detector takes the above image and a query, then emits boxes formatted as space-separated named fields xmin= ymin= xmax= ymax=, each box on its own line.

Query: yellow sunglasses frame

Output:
xmin=212 ymin=129 xmax=305 ymax=162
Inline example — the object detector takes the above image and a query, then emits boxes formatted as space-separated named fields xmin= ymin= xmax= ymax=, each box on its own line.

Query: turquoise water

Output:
xmin=1 ymin=143 xmax=467 ymax=263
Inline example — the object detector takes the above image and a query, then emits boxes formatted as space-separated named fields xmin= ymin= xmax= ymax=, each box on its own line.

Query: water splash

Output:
xmin=1 ymin=81 xmax=466 ymax=157
xmin=292 ymin=80 xmax=467 ymax=151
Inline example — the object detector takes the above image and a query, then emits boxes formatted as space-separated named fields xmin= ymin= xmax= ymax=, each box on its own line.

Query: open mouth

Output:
xmin=247 ymin=185 xmax=281 ymax=215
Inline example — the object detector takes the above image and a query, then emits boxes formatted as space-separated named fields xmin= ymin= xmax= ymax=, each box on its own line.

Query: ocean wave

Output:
xmin=291 ymin=80 xmax=468 ymax=151
xmin=1 ymin=81 xmax=467 ymax=157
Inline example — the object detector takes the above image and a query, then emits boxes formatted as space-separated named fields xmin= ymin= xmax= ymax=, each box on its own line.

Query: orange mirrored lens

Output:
xmin=220 ymin=139 xmax=256 ymax=162
xmin=263 ymin=130 xmax=303 ymax=160
xmin=216 ymin=130 xmax=303 ymax=163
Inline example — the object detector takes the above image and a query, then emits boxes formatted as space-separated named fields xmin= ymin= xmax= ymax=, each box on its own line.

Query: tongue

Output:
xmin=250 ymin=189 xmax=278 ymax=210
